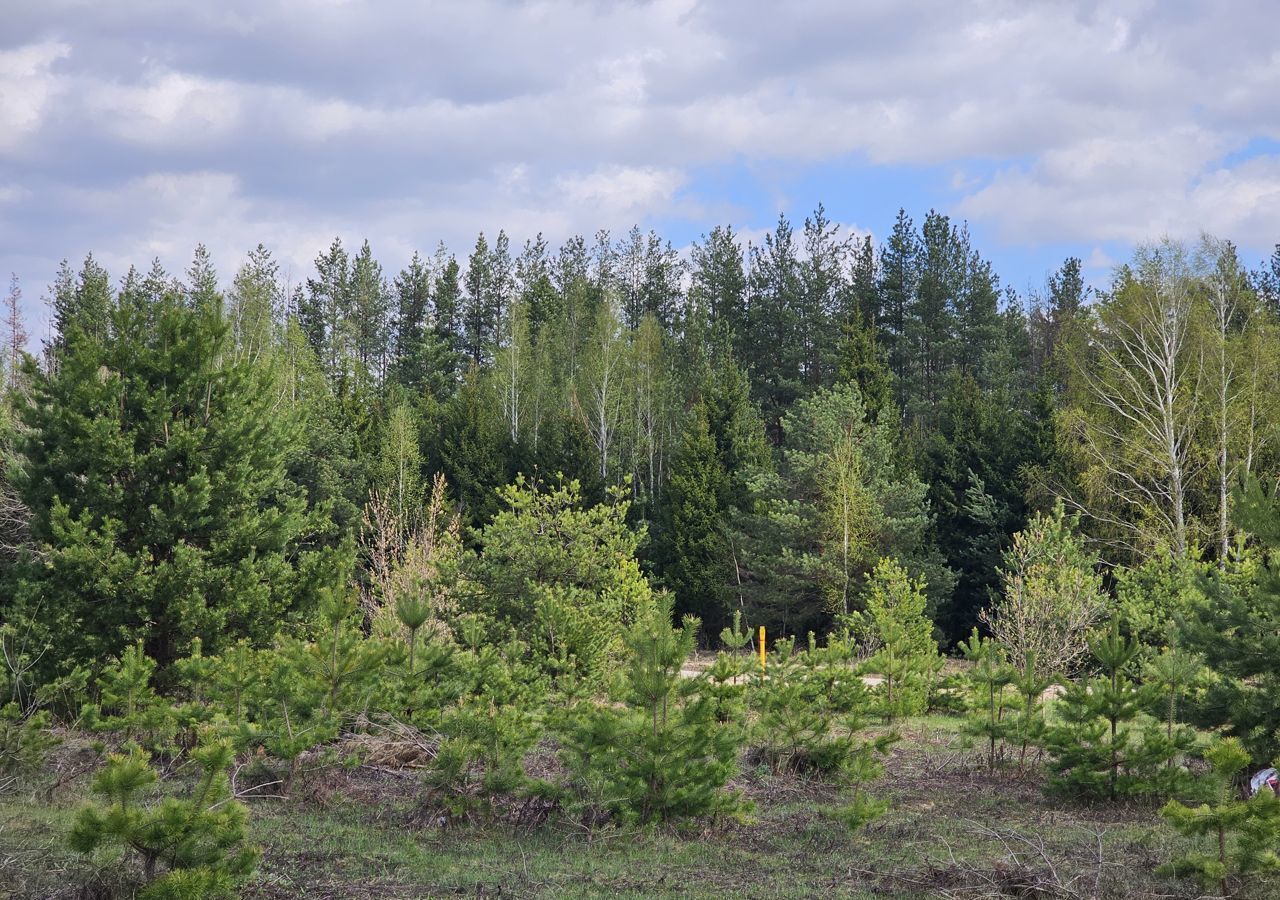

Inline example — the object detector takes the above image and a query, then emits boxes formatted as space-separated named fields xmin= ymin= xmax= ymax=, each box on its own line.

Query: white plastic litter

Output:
xmin=1249 ymin=767 xmax=1279 ymax=797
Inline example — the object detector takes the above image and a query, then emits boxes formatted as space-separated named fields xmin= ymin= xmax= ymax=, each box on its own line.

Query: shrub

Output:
xmin=0 ymin=703 xmax=58 ymax=792
xmin=981 ymin=502 xmax=1106 ymax=679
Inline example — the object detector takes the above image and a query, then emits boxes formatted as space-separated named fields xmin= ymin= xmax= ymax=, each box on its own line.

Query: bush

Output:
xmin=0 ymin=702 xmax=58 ymax=792
xmin=981 ymin=501 xmax=1105 ymax=680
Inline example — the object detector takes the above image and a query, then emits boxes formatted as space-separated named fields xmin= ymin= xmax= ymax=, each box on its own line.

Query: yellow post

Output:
xmin=758 ymin=625 xmax=767 ymax=673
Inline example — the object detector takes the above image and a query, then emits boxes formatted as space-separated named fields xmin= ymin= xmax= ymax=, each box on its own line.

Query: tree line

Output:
xmin=4 ymin=209 xmax=1280 ymax=662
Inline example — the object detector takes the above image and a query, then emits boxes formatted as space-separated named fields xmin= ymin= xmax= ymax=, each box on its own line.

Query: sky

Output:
xmin=2 ymin=0 xmax=1280 ymax=340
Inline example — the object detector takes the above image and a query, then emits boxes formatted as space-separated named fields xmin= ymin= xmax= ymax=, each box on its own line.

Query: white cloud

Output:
xmin=0 ymin=40 xmax=70 ymax=153
xmin=86 ymin=70 xmax=243 ymax=146
xmin=4 ymin=0 xmax=1280 ymax=335
xmin=555 ymin=166 xmax=686 ymax=219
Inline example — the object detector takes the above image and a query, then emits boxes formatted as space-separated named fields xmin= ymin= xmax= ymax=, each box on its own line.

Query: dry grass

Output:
xmin=0 ymin=716 xmax=1264 ymax=900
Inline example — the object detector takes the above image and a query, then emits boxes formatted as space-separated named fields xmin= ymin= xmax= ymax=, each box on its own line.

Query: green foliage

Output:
xmin=557 ymin=597 xmax=747 ymax=825
xmin=259 ymin=595 xmax=387 ymax=782
xmin=982 ymin=500 xmax=1105 ymax=679
xmin=1181 ymin=476 xmax=1280 ymax=762
xmin=391 ymin=623 xmax=547 ymax=822
xmin=749 ymin=633 xmax=896 ymax=798
xmin=653 ymin=403 xmax=730 ymax=631
xmin=1044 ymin=622 xmax=1193 ymax=801
xmin=1145 ymin=638 xmax=1204 ymax=743
xmin=0 ymin=703 xmax=58 ymax=790
xmin=718 ymin=609 xmax=752 ymax=652
xmin=1159 ymin=737 xmax=1280 ymax=897
xmin=1115 ymin=555 xmax=1212 ymax=647
xmin=1007 ymin=654 xmax=1051 ymax=771
xmin=81 ymin=641 xmax=176 ymax=751
xmin=851 ymin=559 xmax=942 ymax=722
xmin=470 ymin=475 xmax=651 ymax=681
xmin=777 ymin=383 xmax=949 ymax=627
xmin=68 ymin=741 xmax=259 ymax=898
xmin=957 ymin=628 xmax=1016 ymax=772
xmin=921 ymin=372 xmax=1052 ymax=642
xmin=11 ymin=277 xmax=349 ymax=676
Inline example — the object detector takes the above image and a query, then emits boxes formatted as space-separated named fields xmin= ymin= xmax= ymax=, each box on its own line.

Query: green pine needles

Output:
xmin=1044 ymin=621 xmax=1193 ymax=801
xmin=69 ymin=740 xmax=259 ymax=899
xmin=558 ymin=596 xmax=747 ymax=825
xmin=1160 ymin=737 xmax=1280 ymax=897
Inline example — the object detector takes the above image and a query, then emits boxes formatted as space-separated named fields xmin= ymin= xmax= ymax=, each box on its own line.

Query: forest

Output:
xmin=4 ymin=208 xmax=1280 ymax=898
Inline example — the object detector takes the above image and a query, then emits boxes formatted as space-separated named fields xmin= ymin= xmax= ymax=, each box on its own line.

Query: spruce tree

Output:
xmin=48 ymin=254 xmax=113 ymax=357
xmin=653 ymin=404 xmax=730 ymax=630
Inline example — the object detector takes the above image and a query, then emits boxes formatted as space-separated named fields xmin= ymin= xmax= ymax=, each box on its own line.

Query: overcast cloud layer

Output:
xmin=2 ymin=0 xmax=1279 ymax=335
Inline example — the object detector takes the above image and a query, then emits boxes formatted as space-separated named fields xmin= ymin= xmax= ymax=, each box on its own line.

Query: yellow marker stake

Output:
xmin=758 ymin=625 xmax=767 ymax=673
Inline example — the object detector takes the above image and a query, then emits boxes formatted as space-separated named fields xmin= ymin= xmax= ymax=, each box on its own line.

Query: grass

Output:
xmin=0 ymin=717 xmax=1260 ymax=900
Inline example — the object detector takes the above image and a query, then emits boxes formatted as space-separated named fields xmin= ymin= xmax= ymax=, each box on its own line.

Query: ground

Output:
xmin=1 ymin=714 xmax=1244 ymax=900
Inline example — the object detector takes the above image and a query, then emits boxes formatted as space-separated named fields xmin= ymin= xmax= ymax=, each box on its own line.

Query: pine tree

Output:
xmin=747 ymin=631 xmax=896 ymax=827
xmin=836 ymin=319 xmax=892 ymax=423
xmin=557 ymin=595 xmax=746 ymax=825
xmin=798 ymin=203 xmax=850 ymax=388
xmin=1160 ymin=737 xmax=1280 ymax=897
xmin=69 ymin=741 xmax=259 ymax=898
xmin=10 ymin=284 xmax=349 ymax=675
xmin=516 ymin=233 xmax=559 ymax=338
xmin=1145 ymin=637 xmax=1203 ymax=744
xmin=431 ymin=247 xmax=464 ymax=371
xmin=778 ymin=382 xmax=943 ymax=627
xmin=957 ymin=628 xmax=1016 ymax=772
xmin=853 ymin=559 xmax=941 ymax=723
xmin=184 ymin=244 xmax=220 ymax=312
xmin=1181 ymin=475 xmax=1280 ymax=762
xmin=81 ymin=641 xmax=176 ymax=751
xmin=876 ymin=209 xmax=919 ymax=408
xmin=463 ymin=232 xmax=496 ymax=365
xmin=1044 ymin=621 xmax=1192 ymax=800
xmin=745 ymin=214 xmax=803 ymax=437
xmin=470 ymin=476 xmax=651 ymax=681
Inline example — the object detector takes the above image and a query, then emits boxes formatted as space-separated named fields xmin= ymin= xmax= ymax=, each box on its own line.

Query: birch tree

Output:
xmin=574 ymin=302 xmax=629 ymax=483
xmin=1062 ymin=242 xmax=1205 ymax=559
